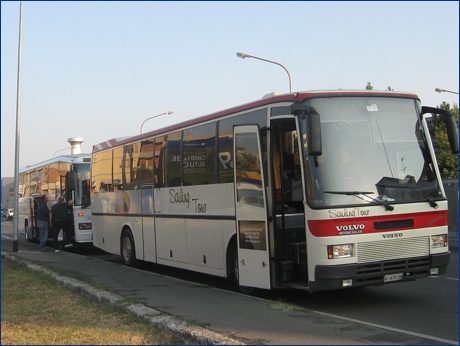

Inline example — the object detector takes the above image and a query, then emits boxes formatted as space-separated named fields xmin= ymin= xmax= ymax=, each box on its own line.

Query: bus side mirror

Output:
xmin=421 ymin=106 xmax=459 ymax=154
xmin=444 ymin=115 xmax=459 ymax=154
xmin=291 ymin=103 xmax=322 ymax=156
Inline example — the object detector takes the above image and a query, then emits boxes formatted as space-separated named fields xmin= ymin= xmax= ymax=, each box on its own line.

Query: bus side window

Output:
xmin=155 ymin=136 xmax=166 ymax=188
xmin=163 ymin=131 xmax=182 ymax=187
xmin=273 ymin=141 xmax=282 ymax=202
xmin=183 ymin=122 xmax=216 ymax=186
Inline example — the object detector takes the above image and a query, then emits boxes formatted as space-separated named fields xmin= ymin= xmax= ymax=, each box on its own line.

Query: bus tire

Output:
xmin=24 ymin=222 xmax=31 ymax=242
xmin=231 ymin=246 xmax=256 ymax=295
xmin=62 ymin=231 xmax=68 ymax=246
xmin=121 ymin=229 xmax=137 ymax=267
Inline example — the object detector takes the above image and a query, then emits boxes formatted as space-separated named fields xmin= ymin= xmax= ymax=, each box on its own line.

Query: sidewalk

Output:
xmin=1 ymin=238 xmax=452 ymax=345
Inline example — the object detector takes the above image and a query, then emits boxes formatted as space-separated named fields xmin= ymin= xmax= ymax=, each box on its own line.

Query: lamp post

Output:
xmin=236 ymin=52 xmax=292 ymax=93
xmin=140 ymin=111 xmax=174 ymax=134
xmin=435 ymin=88 xmax=459 ymax=95
xmin=13 ymin=1 xmax=23 ymax=252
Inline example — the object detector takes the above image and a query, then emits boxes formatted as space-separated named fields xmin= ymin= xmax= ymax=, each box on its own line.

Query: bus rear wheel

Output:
xmin=121 ymin=229 xmax=137 ymax=267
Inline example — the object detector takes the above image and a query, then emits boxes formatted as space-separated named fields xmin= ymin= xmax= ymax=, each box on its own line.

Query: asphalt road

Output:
xmin=275 ymin=261 xmax=458 ymax=343
xmin=2 ymin=218 xmax=458 ymax=343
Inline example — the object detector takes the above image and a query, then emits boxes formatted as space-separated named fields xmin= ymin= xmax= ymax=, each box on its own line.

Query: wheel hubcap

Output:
xmin=123 ymin=238 xmax=131 ymax=261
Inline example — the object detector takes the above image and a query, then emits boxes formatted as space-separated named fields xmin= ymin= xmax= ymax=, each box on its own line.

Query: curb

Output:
xmin=2 ymin=252 xmax=244 ymax=345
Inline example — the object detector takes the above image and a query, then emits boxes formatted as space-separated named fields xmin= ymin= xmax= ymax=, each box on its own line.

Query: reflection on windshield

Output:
xmin=235 ymin=132 xmax=265 ymax=208
xmin=300 ymin=97 xmax=442 ymax=208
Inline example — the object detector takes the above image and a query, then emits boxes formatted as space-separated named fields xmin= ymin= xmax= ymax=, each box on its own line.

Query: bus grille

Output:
xmin=357 ymin=236 xmax=429 ymax=264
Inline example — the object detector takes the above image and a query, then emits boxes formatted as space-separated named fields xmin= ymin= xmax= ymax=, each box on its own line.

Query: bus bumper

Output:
xmin=430 ymin=251 xmax=450 ymax=275
xmin=310 ymin=252 xmax=450 ymax=293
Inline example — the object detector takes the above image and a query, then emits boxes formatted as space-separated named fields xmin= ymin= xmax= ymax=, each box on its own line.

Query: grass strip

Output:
xmin=1 ymin=256 xmax=184 ymax=345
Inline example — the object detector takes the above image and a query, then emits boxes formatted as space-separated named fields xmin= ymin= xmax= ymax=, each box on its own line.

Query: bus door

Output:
xmin=233 ymin=125 xmax=271 ymax=289
xmin=141 ymin=184 xmax=156 ymax=262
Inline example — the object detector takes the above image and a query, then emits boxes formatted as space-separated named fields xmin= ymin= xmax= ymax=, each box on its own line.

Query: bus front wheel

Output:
xmin=231 ymin=247 xmax=256 ymax=295
xmin=121 ymin=229 xmax=137 ymax=267
xmin=24 ymin=223 xmax=31 ymax=242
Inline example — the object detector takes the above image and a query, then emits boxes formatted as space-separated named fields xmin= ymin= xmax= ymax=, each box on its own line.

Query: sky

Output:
xmin=1 ymin=1 xmax=459 ymax=178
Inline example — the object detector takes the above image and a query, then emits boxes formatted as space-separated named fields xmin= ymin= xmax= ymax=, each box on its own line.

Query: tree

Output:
xmin=365 ymin=82 xmax=373 ymax=90
xmin=428 ymin=102 xmax=459 ymax=179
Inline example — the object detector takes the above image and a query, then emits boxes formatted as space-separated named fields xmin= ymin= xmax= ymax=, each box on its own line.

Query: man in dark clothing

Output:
xmin=50 ymin=196 xmax=74 ymax=252
xmin=36 ymin=195 xmax=50 ymax=252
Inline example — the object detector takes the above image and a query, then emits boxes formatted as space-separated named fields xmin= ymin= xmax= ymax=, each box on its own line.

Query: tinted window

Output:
xmin=131 ymin=139 xmax=154 ymax=188
xmin=155 ymin=136 xmax=166 ymax=188
xmin=91 ymin=150 xmax=113 ymax=193
xmin=218 ymin=109 xmax=267 ymax=183
xmin=112 ymin=147 xmax=124 ymax=192
xmin=183 ymin=123 xmax=217 ymax=185
xmin=235 ymin=132 xmax=264 ymax=208
xmin=162 ymin=131 xmax=182 ymax=187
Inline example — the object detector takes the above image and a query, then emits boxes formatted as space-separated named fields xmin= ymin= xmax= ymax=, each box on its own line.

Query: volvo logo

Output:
xmin=335 ymin=224 xmax=365 ymax=235
xmin=335 ymin=224 xmax=365 ymax=232
xmin=382 ymin=233 xmax=403 ymax=238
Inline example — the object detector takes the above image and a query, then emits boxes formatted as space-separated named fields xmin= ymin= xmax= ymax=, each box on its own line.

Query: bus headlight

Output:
xmin=327 ymin=244 xmax=353 ymax=259
xmin=431 ymin=234 xmax=447 ymax=248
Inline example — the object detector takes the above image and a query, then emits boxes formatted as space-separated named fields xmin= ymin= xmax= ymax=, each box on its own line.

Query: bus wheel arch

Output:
xmin=120 ymin=227 xmax=137 ymax=267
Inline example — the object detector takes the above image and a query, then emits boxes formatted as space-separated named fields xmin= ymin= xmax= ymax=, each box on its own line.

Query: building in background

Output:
xmin=2 ymin=177 xmax=14 ymax=209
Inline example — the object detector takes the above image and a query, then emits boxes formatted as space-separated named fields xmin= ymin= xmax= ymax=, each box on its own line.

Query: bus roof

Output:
xmin=92 ymin=89 xmax=419 ymax=154
xmin=19 ymin=153 xmax=92 ymax=173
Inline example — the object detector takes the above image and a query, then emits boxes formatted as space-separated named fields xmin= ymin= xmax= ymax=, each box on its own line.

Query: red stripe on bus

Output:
xmin=307 ymin=210 xmax=448 ymax=237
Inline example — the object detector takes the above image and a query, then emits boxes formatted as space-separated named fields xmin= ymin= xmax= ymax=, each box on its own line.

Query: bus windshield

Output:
xmin=300 ymin=96 xmax=442 ymax=209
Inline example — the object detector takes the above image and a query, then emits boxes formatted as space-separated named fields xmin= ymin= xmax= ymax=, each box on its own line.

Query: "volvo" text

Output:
xmin=382 ymin=233 xmax=403 ymax=238
xmin=335 ymin=224 xmax=365 ymax=232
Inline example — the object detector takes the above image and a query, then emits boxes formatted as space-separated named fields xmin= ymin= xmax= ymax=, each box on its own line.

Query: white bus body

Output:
xmin=18 ymin=154 xmax=92 ymax=246
xmin=90 ymin=90 xmax=458 ymax=293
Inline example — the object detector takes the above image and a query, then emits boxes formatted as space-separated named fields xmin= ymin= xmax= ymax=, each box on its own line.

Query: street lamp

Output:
xmin=140 ymin=111 xmax=174 ymax=134
xmin=435 ymin=88 xmax=459 ymax=95
xmin=53 ymin=147 xmax=70 ymax=157
xmin=236 ymin=52 xmax=292 ymax=93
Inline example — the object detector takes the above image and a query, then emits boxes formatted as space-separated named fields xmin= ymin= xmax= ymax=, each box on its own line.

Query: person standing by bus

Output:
xmin=37 ymin=195 xmax=50 ymax=252
xmin=50 ymin=196 xmax=74 ymax=252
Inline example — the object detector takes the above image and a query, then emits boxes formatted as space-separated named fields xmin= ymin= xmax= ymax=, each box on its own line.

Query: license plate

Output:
xmin=383 ymin=273 xmax=403 ymax=282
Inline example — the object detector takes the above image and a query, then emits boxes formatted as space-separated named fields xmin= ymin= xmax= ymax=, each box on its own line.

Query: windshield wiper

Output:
xmin=324 ymin=191 xmax=395 ymax=211
xmin=377 ymin=184 xmax=439 ymax=209
xmin=409 ymin=187 xmax=439 ymax=209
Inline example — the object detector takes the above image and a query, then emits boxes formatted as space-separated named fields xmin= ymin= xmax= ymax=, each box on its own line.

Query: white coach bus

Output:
xmin=18 ymin=139 xmax=92 ymax=247
xmin=90 ymin=90 xmax=458 ymax=293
